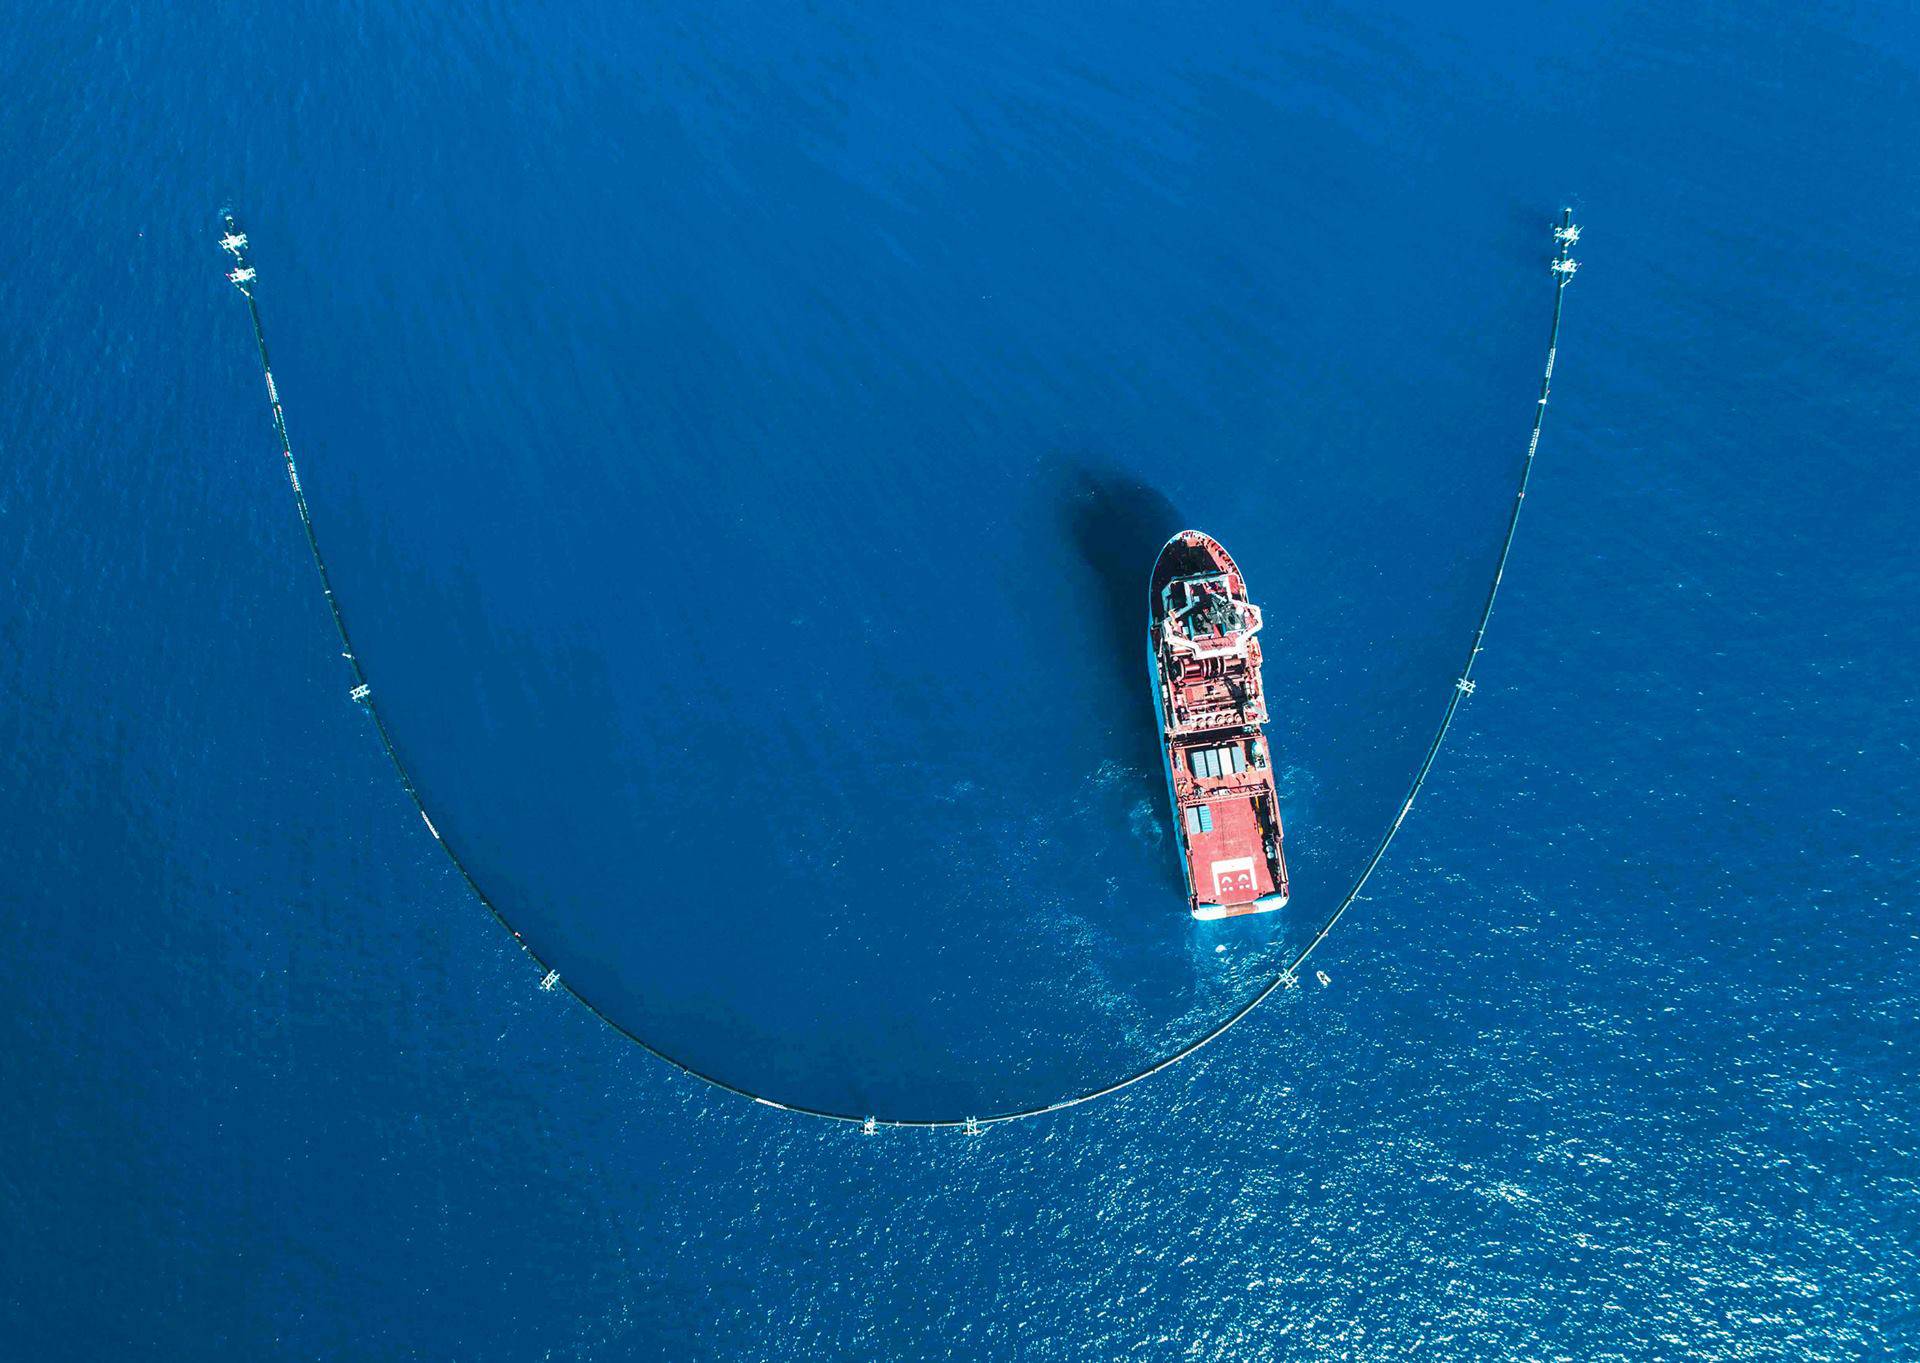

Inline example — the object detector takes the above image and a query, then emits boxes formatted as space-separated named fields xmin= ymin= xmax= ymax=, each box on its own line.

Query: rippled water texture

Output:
xmin=4 ymin=2 xmax=1916 ymax=1357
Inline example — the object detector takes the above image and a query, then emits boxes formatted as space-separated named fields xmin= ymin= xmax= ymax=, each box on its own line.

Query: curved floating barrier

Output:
xmin=220 ymin=208 xmax=1582 ymax=1130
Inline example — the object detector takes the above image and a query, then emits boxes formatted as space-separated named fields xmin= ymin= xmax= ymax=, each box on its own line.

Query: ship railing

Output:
xmin=1172 ymin=705 xmax=1266 ymax=730
xmin=1162 ymin=626 xmax=1260 ymax=661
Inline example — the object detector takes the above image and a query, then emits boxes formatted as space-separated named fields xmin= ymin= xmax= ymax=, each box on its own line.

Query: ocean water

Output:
xmin=4 ymin=1 xmax=1917 ymax=1357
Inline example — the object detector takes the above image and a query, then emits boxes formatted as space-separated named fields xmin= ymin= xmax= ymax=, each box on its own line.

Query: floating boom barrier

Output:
xmin=221 ymin=207 xmax=1581 ymax=1131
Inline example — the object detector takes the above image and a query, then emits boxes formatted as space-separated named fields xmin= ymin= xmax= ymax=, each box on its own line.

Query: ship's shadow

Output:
xmin=1059 ymin=464 xmax=1185 ymax=788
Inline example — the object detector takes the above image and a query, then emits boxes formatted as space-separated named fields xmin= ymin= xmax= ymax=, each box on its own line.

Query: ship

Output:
xmin=1149 ymin=530 xmax=1290 ymax=919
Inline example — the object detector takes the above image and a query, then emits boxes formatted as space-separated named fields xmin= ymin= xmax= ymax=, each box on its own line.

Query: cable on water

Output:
xmin=218 ymin=207 xmax=1582 ymax=1131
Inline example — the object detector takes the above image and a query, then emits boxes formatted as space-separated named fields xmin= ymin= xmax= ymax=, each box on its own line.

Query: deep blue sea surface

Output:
xmin=5 ymin=2 xmax=1917 ymax=1357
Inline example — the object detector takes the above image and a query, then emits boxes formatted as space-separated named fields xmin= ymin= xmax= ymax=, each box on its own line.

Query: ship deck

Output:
xmin=1150 ymin=530 xmax=1290 ymax=918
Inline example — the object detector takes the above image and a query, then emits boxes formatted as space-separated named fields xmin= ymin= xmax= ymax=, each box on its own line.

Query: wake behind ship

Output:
xmin=1149 ymin=531 xmax=1289 ymax=919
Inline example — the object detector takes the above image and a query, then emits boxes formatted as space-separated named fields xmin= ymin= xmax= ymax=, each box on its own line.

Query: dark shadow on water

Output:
xmin=1058 ymin=461 xmax=1186 ymax=794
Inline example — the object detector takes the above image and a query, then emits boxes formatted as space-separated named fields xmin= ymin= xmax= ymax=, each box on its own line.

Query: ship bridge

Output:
xmin=1158 ymin=573 xmax=1267 ymax=733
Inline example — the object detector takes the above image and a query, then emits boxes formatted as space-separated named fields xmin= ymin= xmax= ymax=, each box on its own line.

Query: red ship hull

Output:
xmin=1149 ymin=531 xmax=1289 ymax=919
